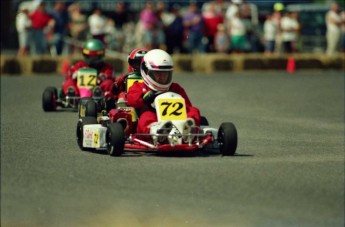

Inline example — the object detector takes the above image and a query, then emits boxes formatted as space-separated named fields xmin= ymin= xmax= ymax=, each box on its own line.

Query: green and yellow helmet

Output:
xmin=82 ymin=39 xmax=105 ymax=66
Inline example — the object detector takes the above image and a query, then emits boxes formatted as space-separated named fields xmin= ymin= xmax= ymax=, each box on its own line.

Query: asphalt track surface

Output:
xmin=1 ymin=71 xmax=344 ymax=227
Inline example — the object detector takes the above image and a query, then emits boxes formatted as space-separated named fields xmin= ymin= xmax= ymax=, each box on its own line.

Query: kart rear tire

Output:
xmin=106 ymin=123 xmax=125 ymax=156
xmin=76 ymin=116 xmax=98 ymax=151
xmin=218 ymin=122 xmax=237 ymax=156
xmin=85 ymin=100 xmax=97 ymax=118
xmin=42 ymin=87 xmax=57 ymax=111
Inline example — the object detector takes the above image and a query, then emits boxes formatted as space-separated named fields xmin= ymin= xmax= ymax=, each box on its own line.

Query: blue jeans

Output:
xmin=187 ymin=30 xmax=205 ymax=54
xmin=30 ymin=29 xmax=48 ymax=55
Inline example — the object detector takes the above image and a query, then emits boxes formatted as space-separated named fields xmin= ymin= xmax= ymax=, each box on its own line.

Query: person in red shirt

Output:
xmin=29 ymin=2 xmax=54 ymax=55
xmin=61 ymin=39 xmax=115 ymax=99
xmin=202 ymin=2 xmax=224 ymax=52
xmin=126 ymin=49 xmax=200 ymax=137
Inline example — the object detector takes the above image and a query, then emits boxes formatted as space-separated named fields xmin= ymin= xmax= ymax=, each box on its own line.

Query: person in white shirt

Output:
xmin=263 ymin=13 xmax=277 ymax=54
xmin=16 ymin=4 xmax=32 ymax=56
xmin=325 ymin=3 xmax=341 ymax=55
xmin=341 ymin=10 xmax=345 ymax=52
xmin=227 ymin=11 xmax=247 ymax=52
xmin=280 ymin=11 xmax=299 ymax=53
xmin=225 ymin=0 xmax=242 ymax=21
xmin=88 ymin=8 xmax=107 ymax=45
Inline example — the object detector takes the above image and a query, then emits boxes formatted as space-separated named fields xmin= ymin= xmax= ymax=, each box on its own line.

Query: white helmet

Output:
xmin=140 ymin=49 xmax=173 ymax=91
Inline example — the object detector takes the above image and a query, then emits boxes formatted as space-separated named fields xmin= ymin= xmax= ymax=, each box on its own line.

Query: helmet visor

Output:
xmin=128 ymin=58 xmax=141 ymax=72
xmin=84 ymin=54 xmax=104 ymax=65
xmin=148 ymin=70 xmax=172 ymax=85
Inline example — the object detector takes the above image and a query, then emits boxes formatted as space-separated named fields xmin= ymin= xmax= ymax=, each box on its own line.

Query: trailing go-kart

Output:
xmin=76 ymin=91 xmax=238 ymax=156
xmin=42 ymin=67 xmax=105 ymax=117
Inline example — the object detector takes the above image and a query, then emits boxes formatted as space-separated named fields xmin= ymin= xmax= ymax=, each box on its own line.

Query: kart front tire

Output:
xmin=106 ymin=123 xmax=125 ymax=156
xmin=42 ymin=87 xmax=57 ymax=111
xmin=76 ymin=116 xmax=98 ymax=151
xmin=218 ymin=122 xmax=237 ymax=156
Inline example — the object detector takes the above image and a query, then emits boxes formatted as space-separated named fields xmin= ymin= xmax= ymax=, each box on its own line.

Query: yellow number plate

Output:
xmin=157 ymin=98 xmax=187 ymax=121
xmin=77 ymin=71 xmax=97 ymax=89
xmin=126 ymin=78 xmax=143 ymax=92
xmin=93 ymin=131 xmax=99 ymax=147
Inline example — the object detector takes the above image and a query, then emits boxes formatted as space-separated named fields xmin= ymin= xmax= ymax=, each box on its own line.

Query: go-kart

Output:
xmin=42 ymin=67 xmax=105 ymax=117
xmin=76 ymin=91 xmax=238 ymax=156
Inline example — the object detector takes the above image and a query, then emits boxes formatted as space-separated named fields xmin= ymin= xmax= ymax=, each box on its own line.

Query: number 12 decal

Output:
xmin=78 ymin=74 xmax=96 ymax=87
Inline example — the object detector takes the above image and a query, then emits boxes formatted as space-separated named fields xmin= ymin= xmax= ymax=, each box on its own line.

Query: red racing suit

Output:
xmin=62 ymin=61 xmax=115 ymax=97
xmin=127 ymin=82 xmax=201 ymax=134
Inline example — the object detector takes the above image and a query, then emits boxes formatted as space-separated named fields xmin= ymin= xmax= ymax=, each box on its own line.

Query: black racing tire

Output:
xmin=47 ymin=86 xmax=58 ymax=98
xmin=42 ymin=87 xmax=57 ymax=111
xmin=76 ymin=116 xmax=98 ymax=151
xmin=85 ymin=100 xmax=97 ymax=118
xmin=106 ymin=123 xmax=125 ymax=156
xmin=218 ymin=122 xmax=238 ymax=156
xmin=200 ymin=116 xmax=209 ymax=126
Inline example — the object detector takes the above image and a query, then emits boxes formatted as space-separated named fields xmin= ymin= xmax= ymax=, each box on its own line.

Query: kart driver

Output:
xmin=126 ymin=49 xmax=201 ymax=137
xmin=112 ymin=47 xmax=148 ymax=96
xmin=61 ymin=38 xmax=115 ymax=98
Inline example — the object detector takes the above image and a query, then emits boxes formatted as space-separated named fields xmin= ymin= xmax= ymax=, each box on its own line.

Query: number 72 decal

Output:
xmin=157 ymin=98 xmax=187 ymax=121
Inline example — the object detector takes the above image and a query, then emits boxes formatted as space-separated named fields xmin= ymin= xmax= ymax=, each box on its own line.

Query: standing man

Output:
xmin=183 ymin=2 xmax=205 ymax=54
xmin=88 ymin=8 xmax=107 ymax=45
xmin=29 ymin=2 xmax=54 ymax=55
xmin=325 ymin=2 xmax=341 ymax=55
xmin=16 ymin=4 xmax=32 ymax=56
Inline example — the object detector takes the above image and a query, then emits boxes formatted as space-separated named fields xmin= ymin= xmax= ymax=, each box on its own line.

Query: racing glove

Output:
xmin=97 ymin=73 xmax=107 ymax=85
xmin=143 ymin=90 xmax=156 ymax=104
xmin=111 ymin=82 xmax=118 ymax=94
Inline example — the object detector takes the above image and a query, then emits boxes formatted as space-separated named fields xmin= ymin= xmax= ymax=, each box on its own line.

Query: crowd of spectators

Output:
xmin=15 ymin=0 xmax=345 ymax=57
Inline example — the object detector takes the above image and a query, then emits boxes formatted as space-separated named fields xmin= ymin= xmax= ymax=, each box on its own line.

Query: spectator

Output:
xmin=202 ymin=2 xmax=224 ymax=52
xmin=263 ymin=13 xmax=277 ymax=54
xmin=138 ymin=1 xmax=164 ymax=50
xmin=225 ymin=0 xmax=242 ymax=21
xmin=183 ymin=2 xmax=205 ymax=54
xmin=165 ymin=5 xmax=185 ymax=54
xmin=214 ymin=23 xmax=229 ymax=53
xmin=156 ymin=1 xmax=169 ymax=47
xmin=112 ymin=2 xmax=132 ymax=30
xmin=68 ymin=3 xmax=88 ymax=55
xmin=29 ymin=2 xmax=54 ymax=55
xmin=271 ymin=3 xmax=283 ymax=54
xmin=49 ymin=1 xmax=69 ymax=55
xmin=16 ymin=4 xmax=32 ymax=56
xmin=325 ymin=3 xmax=341 ymax=54
xmin=108 ymin=2 xmax=132 ymax=52
xmin=241 ymin=2 xmax=261 ymax=52
xmin=280 ymin=10 xmax=300 ymax=53
xmin=105 ymin=18 xmax=117 ymax=50
xmin=143 ymin=23 xmax=166 ymax=50
xmin=341 ymin=9 xmax=345 ymax=52
xmin=88 ymin=8 xmax=107 ymax=45
xmin=227 ymin=11 xmax=247 ymax=53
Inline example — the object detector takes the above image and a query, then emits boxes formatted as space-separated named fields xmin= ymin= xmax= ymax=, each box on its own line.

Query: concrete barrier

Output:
xmin=1 ymin=53 xmax=344 ymax=75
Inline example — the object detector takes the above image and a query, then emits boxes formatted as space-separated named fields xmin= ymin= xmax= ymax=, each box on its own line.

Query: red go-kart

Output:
xmin=42 ymin=67 xmax=105 ymax=117
xmin=76 ymin=91 xmax=238 ymax=156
